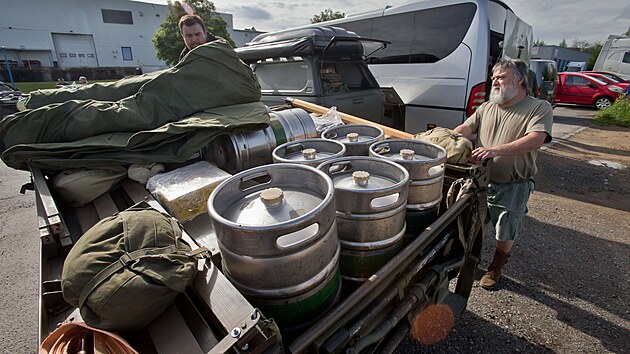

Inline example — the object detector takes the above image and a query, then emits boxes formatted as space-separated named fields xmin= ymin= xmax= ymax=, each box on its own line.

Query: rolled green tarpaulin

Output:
xmin=2 ymin=101 xmax=270 ymax=171
xmin=24 ymin=70 xmax=164 ymax=109
xmin=0 ymin=39 xmax=261 ymax=150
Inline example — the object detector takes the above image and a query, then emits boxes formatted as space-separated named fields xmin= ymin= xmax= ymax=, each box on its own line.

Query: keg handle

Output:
xmin=284 ymin=143 xmax=305 ymax=155
xmin=324 ymin=160 xmax=353 ymax=175
xmin=370 ymin=193 xmax=402 ymax=209
xmin=276 ymin=223 xmax=320 ymax=250
xmin=238 ymin=171 xmax=272 ymax=191
xmin=427 ymin=163 xmax=445 ymax=177
xmin=372 ymin=143 xmax=390 ymax=155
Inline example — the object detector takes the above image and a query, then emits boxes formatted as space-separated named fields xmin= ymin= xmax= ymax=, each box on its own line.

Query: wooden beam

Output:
xmin=288 ymin=98 xmax=414 ymax=139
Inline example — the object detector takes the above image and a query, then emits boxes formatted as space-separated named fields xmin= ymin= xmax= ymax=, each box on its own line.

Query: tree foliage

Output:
xmin=153 ymin=0 xmax=234 ymax=66
xmin=558 ymin=39 xmax=567 ymax=48
xmin=311 ymin=8 xmax=346 ymax=23
xmin=533 ymin=39 xmax=545 ymax=46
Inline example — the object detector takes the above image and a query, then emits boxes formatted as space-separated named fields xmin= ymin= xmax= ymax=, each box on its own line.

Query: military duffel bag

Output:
xmin=413 ymin=127 xmax=473 ymax=165
xmin=61 ymin=202 xmax=208 ymax=332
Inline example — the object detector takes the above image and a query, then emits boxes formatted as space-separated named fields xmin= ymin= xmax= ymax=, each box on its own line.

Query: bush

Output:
xmin=596 ymin=96 xmax=630 ymax=127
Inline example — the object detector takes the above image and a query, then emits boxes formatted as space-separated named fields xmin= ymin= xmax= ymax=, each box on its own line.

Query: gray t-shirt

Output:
xmin=463 ymin=96 xmax=553 ymax=183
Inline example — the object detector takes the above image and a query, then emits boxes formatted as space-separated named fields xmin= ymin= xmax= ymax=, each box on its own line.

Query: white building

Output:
xmin=0 ymin=0 xmax=264 ymax=71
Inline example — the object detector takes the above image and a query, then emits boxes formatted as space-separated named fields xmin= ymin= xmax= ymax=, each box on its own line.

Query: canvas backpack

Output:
xmin=413 ymin=127 xmax=473 ymax=165
xmin=61 ymin=202 xmax=207 ymax=332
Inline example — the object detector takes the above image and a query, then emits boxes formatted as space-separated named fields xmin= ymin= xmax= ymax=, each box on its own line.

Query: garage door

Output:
xmin=52 ymin=33 xmax=98 ymax=68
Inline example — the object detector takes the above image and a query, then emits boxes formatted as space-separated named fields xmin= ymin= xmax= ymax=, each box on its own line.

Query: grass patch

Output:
xmin=596 ymin=96 xmax=630 ymax=127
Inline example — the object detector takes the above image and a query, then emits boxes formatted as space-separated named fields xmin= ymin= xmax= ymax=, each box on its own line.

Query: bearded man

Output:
xmin=454 ymin=59 xmax=553 ymax=290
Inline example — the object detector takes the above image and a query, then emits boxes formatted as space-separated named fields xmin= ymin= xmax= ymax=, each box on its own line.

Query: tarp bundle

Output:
xmin=0 ymin=39 xmax=269 ymax=171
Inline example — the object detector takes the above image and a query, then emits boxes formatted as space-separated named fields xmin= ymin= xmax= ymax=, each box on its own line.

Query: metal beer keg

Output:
xmin=272 ymin=138 xmax=346 ymax=167
xmin=369 ymin=139 xmax=447 ymax=236
xmin=207 ymin=164 xmax=340 ymax=329
xmin=322 ymin=124 xmax=384 ymax=156
xmin=317 ymin=156 xmax=409 ymax=284
xmin=205 ymin=108 xmax=317 ymax=174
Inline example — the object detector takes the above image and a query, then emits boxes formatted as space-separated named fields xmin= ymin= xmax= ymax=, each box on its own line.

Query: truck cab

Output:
xmin=236 ymin=26 xmax=386 ymax=123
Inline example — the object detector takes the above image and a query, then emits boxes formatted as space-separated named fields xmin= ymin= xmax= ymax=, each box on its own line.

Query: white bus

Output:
xmin=593 ymin=35 xmax=630 ymax=80
xmin=311 ymin=0 xmax=533 ymax=133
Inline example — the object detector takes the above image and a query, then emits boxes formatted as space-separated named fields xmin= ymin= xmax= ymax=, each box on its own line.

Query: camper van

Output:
xmin=308 ymin=0 xmax=533 ymax=133
xmin=593 ymin=35 xmax=630 ymax=80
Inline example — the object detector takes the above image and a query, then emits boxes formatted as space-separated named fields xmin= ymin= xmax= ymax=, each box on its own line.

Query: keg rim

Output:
xmin=368 ymin=138 xmax=447 ymax=162
xmin=272 ymin=138 xmax=347 ymax=164
xmin=207 ymin=163 xmax=335 ymax=230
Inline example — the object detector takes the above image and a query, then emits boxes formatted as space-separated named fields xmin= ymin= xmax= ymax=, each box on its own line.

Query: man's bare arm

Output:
xmin=470 ymin=131 xmax=548 ymax=163
xmin=454 ymin=124 xmax=473 ymax=138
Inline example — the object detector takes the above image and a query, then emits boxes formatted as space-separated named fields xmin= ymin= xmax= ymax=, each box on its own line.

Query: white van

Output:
xmin=308 ymin=0 xmax=533 ymax=133
xmin=593 ymin=35 xmax=630 ymax=80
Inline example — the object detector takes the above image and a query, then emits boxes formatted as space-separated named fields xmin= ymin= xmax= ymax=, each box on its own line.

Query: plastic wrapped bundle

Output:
xmin=147 ymin=161 xmax=231 ymax=222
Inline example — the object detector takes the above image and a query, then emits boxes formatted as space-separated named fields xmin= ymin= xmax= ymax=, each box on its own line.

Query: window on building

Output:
xmin=622 ymin=52 xmax=630 ymax=64
xmin=121 ymin=47 xmax=133 ymax=61
xmin=59 ymin=53 xmax=68 ymax=57
xmin=102 ymin=9 xmax=133 ymax=24
xmin=78 ymin=54 xmax=85 ymax=58
xmin=87 ymin=53 xmax=95 ymax=58
xmin=69 ymin=53 xmax=77 ymax=57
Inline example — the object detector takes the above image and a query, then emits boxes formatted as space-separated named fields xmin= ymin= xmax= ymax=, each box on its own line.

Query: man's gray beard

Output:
xmin=489 ymin=83 xmax=518 ymax=105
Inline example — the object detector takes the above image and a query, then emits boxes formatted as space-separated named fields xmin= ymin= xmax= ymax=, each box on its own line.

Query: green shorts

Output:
xmin=486 ymin=179 xmax=534 ymax=241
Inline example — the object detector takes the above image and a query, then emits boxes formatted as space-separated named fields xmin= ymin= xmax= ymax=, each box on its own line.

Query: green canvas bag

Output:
xmin=61 ymin=202 xmax=207 ymax=332
xmin=413 ymin=127 xmax=473 ymax=165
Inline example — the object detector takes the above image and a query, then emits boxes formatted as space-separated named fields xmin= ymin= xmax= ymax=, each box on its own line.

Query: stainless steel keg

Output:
xmin=322 ymin=124 xmax=384 ymax=156
xmin=370 ymin=139 xmax=447 ymax=210
xmin=272 ymin=138 xmax=346 ymax=167
xmin=317 ymin=156 xmax=409 ymax=284
xmin=205 ymin=108 xmax=317 ymax=174
xmin=207 ymin=163 xmax=340 ymax=329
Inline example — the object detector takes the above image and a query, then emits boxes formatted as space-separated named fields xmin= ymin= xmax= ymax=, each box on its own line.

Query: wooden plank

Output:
xmin=92 ymin=193 xmax=119 ymax=220
xmin=289 ymin=98 xmax=414 ymax=139
xmin=193 ymin=264 xmax=256 ymax=333
xmin=147 ymin=304 xmax=204 ymax=354
xmin=73 ymin=203 xmax=100 ymax=235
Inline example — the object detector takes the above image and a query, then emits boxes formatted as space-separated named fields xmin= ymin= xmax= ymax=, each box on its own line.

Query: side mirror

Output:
xmin=587 ymin=83 xmax=597 ymax=89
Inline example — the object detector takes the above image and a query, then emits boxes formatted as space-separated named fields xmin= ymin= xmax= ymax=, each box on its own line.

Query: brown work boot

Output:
xmin=479 ymin=249 xmax=510 ymax=290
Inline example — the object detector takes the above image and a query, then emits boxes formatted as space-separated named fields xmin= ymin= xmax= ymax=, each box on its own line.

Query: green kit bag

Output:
xmin=413 ymin=127 xmax=473 ymax=165
xmin=61 ymin=202 xmax=206 ymax=332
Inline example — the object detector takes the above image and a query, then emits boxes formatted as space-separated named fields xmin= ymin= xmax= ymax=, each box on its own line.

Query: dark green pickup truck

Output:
xmin=236 ymin=26 xmax=388 ymax=124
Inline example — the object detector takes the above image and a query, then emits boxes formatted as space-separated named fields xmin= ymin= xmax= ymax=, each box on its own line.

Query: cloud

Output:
xmin=615 ymin=5 xmax=630 ymax=20
xmin=227 ymin=5 xmax=271 ymax=21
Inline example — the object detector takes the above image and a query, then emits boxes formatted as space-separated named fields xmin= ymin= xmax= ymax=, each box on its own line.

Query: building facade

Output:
xmin=0 ymin=0 xmax=263 ymax=73
xmin=531 ymin=45 xmax=590 ymax=72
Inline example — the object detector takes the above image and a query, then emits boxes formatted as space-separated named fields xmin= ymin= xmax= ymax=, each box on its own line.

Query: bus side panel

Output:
xmin=403 ymin=106 xmax=466 ymax=134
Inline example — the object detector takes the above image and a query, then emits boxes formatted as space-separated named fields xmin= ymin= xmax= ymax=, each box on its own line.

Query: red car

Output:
xmin=554 ymin=72 xmax=624 ymax=109
xmin=581 ymin=72 xmax=630 ymax=92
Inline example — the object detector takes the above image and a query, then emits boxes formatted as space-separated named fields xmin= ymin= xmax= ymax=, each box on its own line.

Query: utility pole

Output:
xmin=1 ymin=46 xmax=16 ymax=89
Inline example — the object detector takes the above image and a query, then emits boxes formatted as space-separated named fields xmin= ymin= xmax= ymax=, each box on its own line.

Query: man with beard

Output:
xmin=454 ymin=59 xmax=553 ymax=290
xmin=179 ymin=15 xmax=217 ymax=61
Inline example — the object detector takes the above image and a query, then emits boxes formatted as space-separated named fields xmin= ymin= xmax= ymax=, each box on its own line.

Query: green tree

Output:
xmin=558 ymin=39 xmax=567 ymax=48
xmin=311 ymin=8 xmax=346 ymax=23
xmin=533 ymin=39 xmax=546 ymax=46
xmin=585 ymin=42 xmax=603 ymax=70
xmin=153 ymin=0 xmax=234 ymax=66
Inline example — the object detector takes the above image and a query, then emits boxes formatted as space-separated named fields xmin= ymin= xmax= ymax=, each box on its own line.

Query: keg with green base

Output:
xmin=318 ymin=156 xmax=409 ymax=286
xmin=207 ymin=164 xmax=341 ymax=332
xmin=370 ymin=139 xmax=447 ymax=238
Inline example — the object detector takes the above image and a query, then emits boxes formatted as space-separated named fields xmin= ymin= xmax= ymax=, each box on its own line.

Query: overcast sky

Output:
xmin=146 ymin=0 xmax=630 ymax=45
